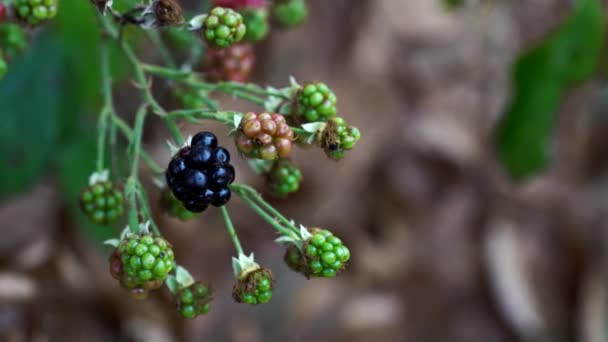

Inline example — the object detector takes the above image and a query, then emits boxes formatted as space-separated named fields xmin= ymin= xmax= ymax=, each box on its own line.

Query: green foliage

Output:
xmin=497 ymin=0 xmax=604 ymax=180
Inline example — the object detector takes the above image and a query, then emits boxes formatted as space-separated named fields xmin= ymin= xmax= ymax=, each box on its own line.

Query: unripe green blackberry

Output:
xmin=80 ymin=181 xmax=124 ymax=225
xmin=161 ymin=189 xmax=198 ymax=221
xmin=15 ymin=0 xmax=58 ymax=26
xmin=0 ymin=23 xmax=27 ymax=60
xmin=319 ymin=117 xmax=361 ymax=160
xmin=0 ymin=54 xmax=6 ymax=80
xmin=241 ymin=7 xmax=268 ymax=43
xmin=267 ymin=159 xmax=302 ymax=197
xmin=203 ymin=7 xmax=247 ymax=48
xmin=174 ymin=88 xmax=205 ymax=110
xmin=295 ymin=82 xmax=338 ymax=123
xmin=235 ymin=112 xmax=294 ymax=160
xmin=232 ymin=268 xmax=273 ymax=305
xmin=272 ymin=0 xmax=308 ymax=28
xmin=284 ymin=228 xmax=350 ymax=278
xmin=117 ymin=234 xmax=175 ymax=290
xmin=175 ymin=282 xmax=212 ymax=318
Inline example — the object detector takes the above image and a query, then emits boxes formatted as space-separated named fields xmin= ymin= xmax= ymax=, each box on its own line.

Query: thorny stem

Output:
xmin=221 ymin=206 xmax=244 ymax=255
xmin=232 ymin=183 xmax=301 ymax=235
xmin=231 ymin=184 xmax=300 ymax=238
xmin=96 ymin=40 xmax=111 ymax=173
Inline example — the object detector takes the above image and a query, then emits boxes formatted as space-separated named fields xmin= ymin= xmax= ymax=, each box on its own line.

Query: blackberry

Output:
xmin=161 ymin=189 xmax=198 ymax=221
xmin=232 ymin=268 xmax=273 ymax=305
xmin=272 ymin=0 xmax=308 ymax=28
xmin=202 ymin=7 xmax=246 ymax=48
xmin=0 ymin=2 xmax=6 ymax=22
xmin=267 ymin=159 xmax=302 ymax=197
xmin=175 ymin=282 xmax=212 ymax=318
xmin=213 ymin=0 xmax=266 ymax=9
xmin=166 ymin=131 xmax=236 ymax=213
xmin=284 ymin=228 xmax=350 ymax=278
xmin=202 ymin=43 xmax=255 ymax=83
xmin=0 ymin=54 xmax=6 ymax=80
xmin=319 ymin=117 xmax=360 ymax=160
xmin=241 ymin=7 xmax=269 ymax=43
xmin=79 ymin=181 xmax=124 ymax=225
xmin=295 ymin=82 xmax=338 ymax=123
xmin=15 ymin=0 xmax=58 ymax=26
xmin=0 ymin=23 xmax=27 ymax=61
xmin=234 ymin=112 xmax=294 ymax=160
xmin=116 ymin=234 xmax=175 ymax=292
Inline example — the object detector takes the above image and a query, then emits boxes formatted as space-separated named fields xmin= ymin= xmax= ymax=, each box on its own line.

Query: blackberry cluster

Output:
xmin=232 ymin=268 xmax=273 ymax=305
xmin=176 ymin=282 xmax=212 ymax=318
xmin=320 ymin=117 xmax=361 ymax=160
xmin=202 ymin=7 xmax=246 ymax=48
xmin=0 ymin=2 xmax=6 ymax=22
xmin=235 ymin=112 xmax=294 ymax=160
xmin=267 ymin=159 xmax=302 ymax=197
xmin=0 ymin=23 xmax=27 ymax=60
xmin=295 ymin=82 xmax=338 ymax=123
xmin=202 ymin=43 xmax=255 ymax=83
xmin=15 ymin=0 xmax=58 ymax=25
xmin=272 ymin=0 xmax=308 ymax=28
xmin=160 ymin=189 xmax=198 ymax=221
xmin=166 ymin=132 xmax=235 ymax=213
xmin=284 ymin=228 xmax=350 ymax=278
xmin=111 ymin=234 xmax=175 ymax=298
xmin=79 ymin=181 xmax=124 ymax=225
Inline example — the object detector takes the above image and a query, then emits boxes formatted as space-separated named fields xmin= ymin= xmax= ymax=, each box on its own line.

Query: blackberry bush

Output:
xmin=51 ymin=0 xmax=364 ymax=319
xmin=166 ymin=131 xmax=235 ymax=213
xmin=235 ymin=112 xmax=294 ymax=160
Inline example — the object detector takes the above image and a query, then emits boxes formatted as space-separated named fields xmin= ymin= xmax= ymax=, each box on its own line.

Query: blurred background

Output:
xmin=1 ymin=0 xmax=608 ymax=341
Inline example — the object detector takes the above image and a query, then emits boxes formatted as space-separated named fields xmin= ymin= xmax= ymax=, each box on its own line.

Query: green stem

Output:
xmin=169 ymin=109 xmax=238 ymax=125
xmin=232 ymin=183 xmax=300 ymax=235
xmin=165 ymin=117 xmax=185 ymax=146
xmin=111 ymin=112 xmax=164 ymax=174
xmin=122 ymin=41 xmax=167 ymax=117
xmin=130 ymin=104 xmax=148 ymax=179
xmin=221 ymin=206 xmax=244 ymax=255
xmin=136 ymin=183 xmax=161 ymax=235
xmin=232 ymin=187 xmax=297 ymax=238
xmin=96 ymin=40 xmax=113 ymax=172
xmin=146 ymin=30 xmax=177 ymax=68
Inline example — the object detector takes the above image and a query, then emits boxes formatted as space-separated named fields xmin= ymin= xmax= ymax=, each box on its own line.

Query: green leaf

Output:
xmin=0 ymin=36 xmax=62 ymax=196
xmin=497 ymin=0 xmax=604 ymax=180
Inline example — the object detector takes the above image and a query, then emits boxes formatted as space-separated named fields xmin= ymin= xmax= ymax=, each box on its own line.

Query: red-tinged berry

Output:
xmin=202 ymin=7 xmax=246 ymax=48
xmin=202 ymin=43 xmax=255 ymax=83
xmin=318 ymin=117 xmax=360 ymax=160
xmin=232 ymin=268 xmax=273 ymax=305
xmin=294 ymin=82 xmax=338 ymax=123
xmin=175 ymin=282 xmax=212 ymax=318
xmin=272 ymin=0 xmax=308 ymax=28
xmin=267 ymin=159 xmax=302 ymax=197
xmin=15 ymin=0 xmax=58 ymax=26
xmin=284 ymin=228 xmax=350 ymax=278
xmin=0 ymin=2 xmax=7 ymax=22
xmin=79 ymin=181 xmax=124 ymax=225
xmin=166 ymin=132 xmax=236 ymax=213
xmin=241 ymin=7 xmax=269 ymax=43
xmin=115 ymin=234 xmax=175 ymax=293
xmin=235 ymin=112 xmax=294 ymax=160
xmin=161 ymin=189 xmax=198 ymax=221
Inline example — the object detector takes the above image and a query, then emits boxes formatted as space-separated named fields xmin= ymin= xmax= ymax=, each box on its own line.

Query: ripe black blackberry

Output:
xmin=166 ymin=132 xmax=236 ymax=213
